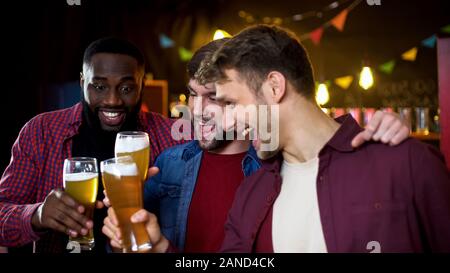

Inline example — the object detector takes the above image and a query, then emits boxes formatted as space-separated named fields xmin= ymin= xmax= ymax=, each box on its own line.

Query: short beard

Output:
xmin=198 ymin=138 xmax=229 ymax=151
xmin=80 ymin=91 xmax=142 ymax=133
xmin=195 ymin=128 xmax=231 ymax=151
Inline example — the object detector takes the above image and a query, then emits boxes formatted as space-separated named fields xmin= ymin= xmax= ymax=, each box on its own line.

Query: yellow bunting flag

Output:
xmin=330 ymin=9 xmax=349 ymax=31
xmin=401 ymin=47 xmax=418 ymax=62
xmin=334 ymin=75 xmax=353 ymax=89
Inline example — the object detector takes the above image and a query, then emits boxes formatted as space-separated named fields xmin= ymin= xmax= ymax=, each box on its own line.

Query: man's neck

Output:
xmin=209 ymin=140 xmax=250 ymax=155
xmin=280 ymin=97 xmax=340 ymax=164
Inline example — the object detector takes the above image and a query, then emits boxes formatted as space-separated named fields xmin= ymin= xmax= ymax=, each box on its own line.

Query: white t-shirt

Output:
xmin=272 ymin=157 xmax=328 ymax=253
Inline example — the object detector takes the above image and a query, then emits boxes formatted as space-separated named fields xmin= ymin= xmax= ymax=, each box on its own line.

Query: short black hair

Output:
xmin=187 ymin=38 xmax=229 ymax=79
xmin=83 ymin=37 xmax=145 ymax=69
xmin=197 ymin=25 xmax=315 ymax=100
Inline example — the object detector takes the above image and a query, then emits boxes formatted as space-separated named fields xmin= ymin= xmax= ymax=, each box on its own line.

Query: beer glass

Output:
xmin=63 ymin=157 xmax=99 ymax=251
xmin=115 ymin=131 xmax=150 ymax=182
xmin=101 ymin=156 xmax=152 ymax=253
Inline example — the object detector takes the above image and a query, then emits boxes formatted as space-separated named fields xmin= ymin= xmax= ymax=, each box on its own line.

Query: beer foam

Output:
xmin=64 ymin=172 xmax=98 ymax=182
xmin=115 ymin=136 xmax=149 ymax=153
xmin=103 ymin=163 xmax=138 ymax=177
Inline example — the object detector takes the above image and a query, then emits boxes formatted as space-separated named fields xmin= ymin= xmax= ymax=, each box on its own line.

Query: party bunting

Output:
xmin=330 ymin=9 xmax=349 ymax=31
xmin=179 ymin=47 xmax=193 ymax=62
xmin=442 ymin=25 xmax=450 ymax=34
xmin=421 ymin=35 xmax=436 ymax=48
xmin=159 ymin=34 xmax=175 ymax=48
xmin=379 ymin=60 xmax=396 ymax=74
xmin=401 ymin=47 xmax=418 ymax=61
xmin=334 ymin=75 xmax=353 ymax=89
xmin=310 ymin=27 xmax=324 ymax=45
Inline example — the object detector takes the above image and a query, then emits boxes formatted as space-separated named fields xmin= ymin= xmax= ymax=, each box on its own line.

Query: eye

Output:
xmin=92 ymin=83 xmax=106 ymax=91
xmin=208 ymin=95 xmax=217 ymax=102
xmin=119 ymin=85 xmax=134 ymax=94
xmin=189 ymin=92 xmax=197 ymax=97
xmin=225 ymin=101 xmax=236 ymax=108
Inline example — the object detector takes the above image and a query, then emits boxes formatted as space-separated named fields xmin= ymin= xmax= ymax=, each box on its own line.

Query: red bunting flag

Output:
xmin=310 ymin=27 xmax=324 ymax=45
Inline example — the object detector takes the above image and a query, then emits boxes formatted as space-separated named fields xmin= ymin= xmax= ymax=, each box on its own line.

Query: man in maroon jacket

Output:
xmin=195 ymin=25 xmax=450 ymax=253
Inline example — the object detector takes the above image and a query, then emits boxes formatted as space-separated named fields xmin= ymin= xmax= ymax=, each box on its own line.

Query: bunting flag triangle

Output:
xmin=179 ymin=47 xmax=193 ymax=62
xmin=159 ymin=34 xmax=175 ymax=48
xmin=310 ymin=27 xmax=324 ymax=45
xmin=421 ymin=35 xmax=436 ymax=48
xmin=401 ymin=47 xmax=418 ymax=61
xmin=379 ymin=60 xmax=396 ymax=74
xmin=334 ymin=75 xmax=353 ymax=89
xmin=330 ymin=9 xmax=349 ymax=32
xmin=441 ymin=25 xmax=450 ymax=34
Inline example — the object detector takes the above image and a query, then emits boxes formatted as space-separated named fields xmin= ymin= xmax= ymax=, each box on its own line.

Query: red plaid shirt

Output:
xmin=0 ymin=103 xmax=185 ymax=252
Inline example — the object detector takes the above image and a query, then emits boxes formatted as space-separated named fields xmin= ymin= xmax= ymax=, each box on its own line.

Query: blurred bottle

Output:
xmin=398 ymin=107 xmax=412 ymax=133
xmin=415 ymin=107 xmax=430 ymax=135
xmin=432 ymin=108 xmax=440 ymax=133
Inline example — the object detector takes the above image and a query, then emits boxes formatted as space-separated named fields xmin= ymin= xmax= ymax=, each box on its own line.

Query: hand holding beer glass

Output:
xmin=63 ymin=157 xmax=99 ymax=251
xmin=101 ymin=156 xmax=152 ymax=252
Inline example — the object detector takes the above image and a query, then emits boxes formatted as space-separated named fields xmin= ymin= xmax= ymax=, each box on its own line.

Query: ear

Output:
xmin=79 ymin=72 xmax=84 ymax=88
xmin=264 ymin=71 xmax=286 ymax=104
xmin=140 ymin=77 xmax=145 ymax=92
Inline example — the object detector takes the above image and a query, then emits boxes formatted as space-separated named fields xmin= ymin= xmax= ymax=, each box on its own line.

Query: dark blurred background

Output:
xmin=1 ymin=0 xmax=449 ymax=182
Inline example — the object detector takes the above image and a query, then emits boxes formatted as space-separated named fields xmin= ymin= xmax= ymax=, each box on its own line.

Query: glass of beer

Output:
xmin=101 ymin=156 xmax=152 ymax=253
xmin=115 ymin=131 xmax=150 ymax=182
xmin=63 ymin=157 xmax=99 ymax=251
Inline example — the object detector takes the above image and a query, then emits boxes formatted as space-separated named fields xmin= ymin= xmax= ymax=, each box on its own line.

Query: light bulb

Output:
xmin=359 ymin=66 xmax=374 ymax=90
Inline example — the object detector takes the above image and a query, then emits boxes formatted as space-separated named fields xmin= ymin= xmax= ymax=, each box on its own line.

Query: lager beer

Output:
xmin=101 ymin=156 xmax=152 ymax=252
xmin=115 ymin=131 xmax=150 ymax=182
xmin=63 ymin=157 xmax=98 ymax=251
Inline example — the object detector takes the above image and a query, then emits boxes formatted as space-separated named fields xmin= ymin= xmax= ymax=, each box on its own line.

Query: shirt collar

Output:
xmin=181 ymin=141 xmax=203 ymax=161
xmin=324 ymin=114 xmax=363 ymax=153
xmin=242 ymin=145 xmax=261 ymax=168
xmin=259 ymin=114 xmax=363 ymax=173
xmin=181 ymin=141 xmax=262 ymax=168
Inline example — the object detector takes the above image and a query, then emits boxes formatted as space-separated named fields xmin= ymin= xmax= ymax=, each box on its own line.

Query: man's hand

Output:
xmin=102 ymin=207 xmax=169 ymax=253
xmin=31 ymin=189 xmax=93 ymax=237
xmin=102 ymin=166 xmax=166 ymax=252
xmin=352 ymin=110 xmax=410 ymax=148
xmin=102 ymin=206 xmax=122 ymax=249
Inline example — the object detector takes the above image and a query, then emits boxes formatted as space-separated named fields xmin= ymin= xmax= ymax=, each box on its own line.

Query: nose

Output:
xmin=192 ymin=96 xmax=205 ymax=117
xmin=104 ymin=90 xmax=123 ymax=107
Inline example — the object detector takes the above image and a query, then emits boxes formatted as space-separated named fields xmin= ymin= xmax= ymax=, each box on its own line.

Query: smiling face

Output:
xmin=81 ymin=53 xmax=144 ymax=132
xmin=215 ymin=69 xmax=280 ymax=160
xmin=187 ymin=79 xmax=231 ymax=151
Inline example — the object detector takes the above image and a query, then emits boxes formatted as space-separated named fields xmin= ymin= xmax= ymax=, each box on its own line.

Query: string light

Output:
xmin=359 ymin=66 xmax=374 ymax=90
xmin=316 ymin=83 xmax=330 ymax=105
xmin=213 ymin=29 xmax=232 ymax=40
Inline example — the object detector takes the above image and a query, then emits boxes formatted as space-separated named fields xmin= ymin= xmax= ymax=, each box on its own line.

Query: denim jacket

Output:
xmin=143 ymin=140 xmax=261 ymax=251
